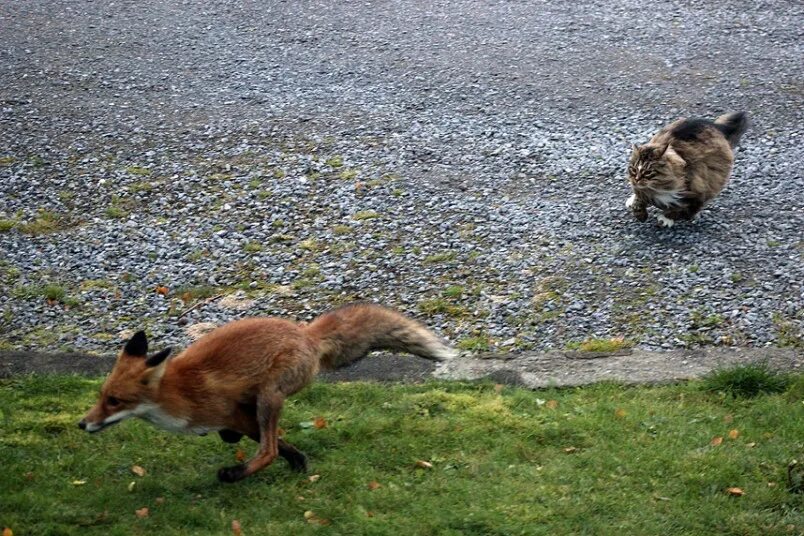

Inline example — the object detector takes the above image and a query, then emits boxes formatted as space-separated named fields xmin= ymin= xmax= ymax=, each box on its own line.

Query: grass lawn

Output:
xmin=1 ymin=373 xmax=802 ymax=535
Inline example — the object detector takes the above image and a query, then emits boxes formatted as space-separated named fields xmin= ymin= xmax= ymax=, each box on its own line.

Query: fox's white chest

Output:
xmin=137 ymin=403 xmax=220 ymax=435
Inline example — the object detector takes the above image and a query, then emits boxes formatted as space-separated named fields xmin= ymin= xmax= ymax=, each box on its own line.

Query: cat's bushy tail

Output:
xmin=714 ymin=112 xmax=748 ymax=148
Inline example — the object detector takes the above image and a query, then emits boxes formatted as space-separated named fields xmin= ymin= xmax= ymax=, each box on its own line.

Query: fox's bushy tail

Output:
xmin=304 ymin=303 xmax=457 ymax=369
xmin=714 ymin=111 xmax=748 ymax=148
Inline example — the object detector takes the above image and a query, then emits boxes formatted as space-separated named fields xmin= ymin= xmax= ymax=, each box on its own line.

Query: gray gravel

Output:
xmin=0 ymin=0 xmax=802 ymax=355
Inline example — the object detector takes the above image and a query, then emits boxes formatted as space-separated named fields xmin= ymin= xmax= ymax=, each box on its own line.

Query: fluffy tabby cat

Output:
xmin=626 ymin=112 xmax=748 ymax=227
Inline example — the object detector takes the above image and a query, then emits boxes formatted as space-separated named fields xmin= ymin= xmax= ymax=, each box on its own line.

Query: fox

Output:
xmin=78 ymin=303 xmax=456 ymax=482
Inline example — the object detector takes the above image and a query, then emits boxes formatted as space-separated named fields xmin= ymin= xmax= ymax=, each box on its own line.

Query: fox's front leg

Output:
xmin=625 ymin=192 xmax=648 ymax=222
xmin=218 ymin=392 xmax=283 ymax=483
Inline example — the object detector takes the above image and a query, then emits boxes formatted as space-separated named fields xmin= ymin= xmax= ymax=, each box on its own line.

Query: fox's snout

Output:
xmin=78 ymin=419 xmax=86 ymax=430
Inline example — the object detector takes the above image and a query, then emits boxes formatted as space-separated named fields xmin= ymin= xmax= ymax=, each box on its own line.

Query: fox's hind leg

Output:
xmin=218 ymin=391 xmax=283 ymax=483
xmin=279 ymin=438 xmax=308 ymax=472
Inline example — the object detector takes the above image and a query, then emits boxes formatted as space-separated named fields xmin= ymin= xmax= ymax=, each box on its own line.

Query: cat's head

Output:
xmin=627 ymin=143 xmax=685 ymax=190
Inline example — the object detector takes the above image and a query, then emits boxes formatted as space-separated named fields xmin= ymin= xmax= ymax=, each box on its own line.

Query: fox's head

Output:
xmin=78 ymin=331 xmax=171 ymax=433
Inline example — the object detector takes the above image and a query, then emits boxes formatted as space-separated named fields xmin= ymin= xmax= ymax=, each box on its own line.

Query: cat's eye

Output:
xmin=106 ymin=395 xmax=121 ymax=407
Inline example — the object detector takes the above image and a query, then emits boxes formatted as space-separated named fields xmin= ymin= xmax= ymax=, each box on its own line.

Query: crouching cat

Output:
xmin=626 ymin=112 xmax=748 ymax=227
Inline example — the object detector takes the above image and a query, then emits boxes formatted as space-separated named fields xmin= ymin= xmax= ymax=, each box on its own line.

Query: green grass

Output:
xmin=456 ymin=335 xmax=492 ymax=352
xmin=1 ymin=375 xmax=801 ymax=535
xmin=423 ymin=251 xmax=457 ymax=264
xmin=352 ymin=210 xmax=379 ymax=221
xmin=105 ymin=206 xmax=128 ymax=219
xmin=242 ymin=241 xmax=263 ymax=253
xmin=418 ymin=298 xmax=467 ymax=317
xmin=702 ymin=363 xmax=791 ymax=398
xmin=565 ymin=337 xmax=634 ymax=353
xmin=18 ymin=210 xmax=64 ymax=235
xmin=0 ymin=219 xmax=16 ymax=232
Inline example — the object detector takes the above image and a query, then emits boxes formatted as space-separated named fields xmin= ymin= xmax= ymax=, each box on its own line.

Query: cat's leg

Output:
xmin=656 ymin=213 xmax=676 ymax=227
xmin=626 ymin=192 xmax=649 ymax=222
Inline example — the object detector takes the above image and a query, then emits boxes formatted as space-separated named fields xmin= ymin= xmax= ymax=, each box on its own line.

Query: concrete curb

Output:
xmin=1 ymin=347 xmax=800 ymax=388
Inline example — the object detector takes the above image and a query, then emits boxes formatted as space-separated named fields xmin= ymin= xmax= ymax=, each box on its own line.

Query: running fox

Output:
xmin=78 ymin=303 xmax=456 ymax=482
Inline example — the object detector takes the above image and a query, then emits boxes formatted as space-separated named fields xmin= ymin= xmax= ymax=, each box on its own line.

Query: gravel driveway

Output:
xmin=0 ymin=0 xmax=802 ymax=355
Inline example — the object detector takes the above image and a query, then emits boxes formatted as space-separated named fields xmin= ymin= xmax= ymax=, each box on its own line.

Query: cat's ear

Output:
xmin=653 ymin=143 xmax=671 ymax=156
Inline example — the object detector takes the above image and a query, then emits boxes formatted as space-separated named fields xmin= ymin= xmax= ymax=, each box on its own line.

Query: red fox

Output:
xmin=78 ymin=303 xmax=456 ymax=482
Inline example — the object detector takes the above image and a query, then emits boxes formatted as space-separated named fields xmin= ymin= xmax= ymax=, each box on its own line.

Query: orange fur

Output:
xmin=79 ymin=303 xmax=455 ymax=482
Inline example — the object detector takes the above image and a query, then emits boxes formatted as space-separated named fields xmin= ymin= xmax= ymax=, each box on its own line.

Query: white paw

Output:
xmin=656 ymin=214 xmax=675 ymax=227
xmin=625 ymin=194 xmax=636 ymax=209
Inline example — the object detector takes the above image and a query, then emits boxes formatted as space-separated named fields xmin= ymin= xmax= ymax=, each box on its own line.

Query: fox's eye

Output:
xmin=106 ymin=396 xmax=120 ymax=407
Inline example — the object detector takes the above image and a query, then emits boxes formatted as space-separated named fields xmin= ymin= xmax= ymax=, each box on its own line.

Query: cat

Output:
xmin=625 ymin=112 xmax=748 ymax=227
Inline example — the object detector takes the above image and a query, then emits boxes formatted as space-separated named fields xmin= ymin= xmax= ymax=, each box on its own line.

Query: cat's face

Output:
xmin=627 ymin=144 xmax=682 ymax=191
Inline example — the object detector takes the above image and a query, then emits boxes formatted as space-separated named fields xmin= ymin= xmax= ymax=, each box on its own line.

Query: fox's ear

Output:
xmin=145 ymin=348 xmax=172 ymax=368
xmin=124 ymin=331 xmax=148 ymax=357
xmin=631 ymin=143 xmax=640 ymax=153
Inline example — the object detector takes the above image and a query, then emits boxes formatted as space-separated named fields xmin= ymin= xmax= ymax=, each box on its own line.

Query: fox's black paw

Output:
xmin=218 ymin=429 xmax=244 ymax=444
xmin=286 ymin=452 xmax=308 ymax=473
xmin=217 ymin=464 xmax=247 ymax=483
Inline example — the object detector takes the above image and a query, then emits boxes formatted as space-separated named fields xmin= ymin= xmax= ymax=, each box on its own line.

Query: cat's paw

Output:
xmin=625 ymin=194 xmax=637 ymax=209
xmin=656 ymin=214 xmax=675 ymax=228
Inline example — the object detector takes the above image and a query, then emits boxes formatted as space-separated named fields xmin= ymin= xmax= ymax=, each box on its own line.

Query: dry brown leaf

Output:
xmin=308 ymin=474 xmax=321 ymax=483
xmin=24 ymin=472 xmax=34 ymax=481
xmin=313 ymin=417 xmax=327 ymax=429
xmin=231 ymin=520 xmax=242 ymax=536
xmin=155 ymin=286 xmax=169 ymax=296
xmin=366 ymin=511 xmax=375 ymax=518
xmin=131 ymin=465 xmax=146 ymax=477
xmin=415 ymin=460 xmax=433 ymax=469
xmin=278 ymin=427 xmax=285 ymax=437
xmin=3 ymin=528 xmax=13 ymax=536
xmin=494 ymin=383 xmax=504 ymax=393
xmin=563 ymin=446 xmax=578 ymax=454
xmin=135 ymin=507 xmax=150 ymax=518
xmin=710 ymin=436 xmax=723 ymax=447
xmin=181 ymin=292 xmax=193 ymax=304
xmin=723 ymin=414 xmax=734 ymax=424
xmin=726 ymin=487 xmax=744 ymax=496
xmin=615 ymin=408 xmax=627 ymax=418
xmin=155 ymin=497 xmax=165 ymax=505
xmin=368 ymin=480 xmax=381 ymax=491
xmin=235 ymin=449 xmax=246 ymax=462
xmin=728 ymin=429 xmax=739 ymax=440
xmin=546 ymin=400 xmax=559 ymax=409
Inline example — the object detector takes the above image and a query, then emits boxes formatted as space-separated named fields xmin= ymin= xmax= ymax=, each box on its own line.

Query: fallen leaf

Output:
xmin=155 ymin=497 xmax=165 ymax=505
xmin=723 ymin=414 xmax=734 ymax=424
xmin=72 ymin=480 xmax=87 ymax=486
xmin=546 ymin=400 xmax=559 ymax=409
xmin=308 ymin=474 xmax=321 ymax=483
xmin=313 ymin=417 xmax=327 ymax=429
xmin=494 ymin=383 xmax=504 ymax=393
xmin=135 ymin=507 xmax=150 ymax=518
xmin=278 ymin=427 xmax=285 ymax=437
xmin=726 ymin=487 xmax=744 ymax=496
xmin=746 ymin=442 xmax=757 ymax=448
xmin=155 ymin=286 xmax=169 ymax=296
xmin=235 ymin=449 xmax=246 ymax=462
xmin=181 ymin=291 xmax=192 ymax=304
xmin=415 ymin=460 xmax=433 ymax=469
xmin=131 ymin=465 xmax=146 ymax=477
xmin=304 ymin=511 xmax=315 ymax=520
xmin=296 ymin=496 xmax=305 ymax=501
xmin=368 ymin=480 xmax=381 ymax=491
xmin=768 ymin=482 xmax=777 ymax=488
xmin=710 ymin=436 xmax=723 ymax=447
xmin=231 ymin=520 xmax=242 ymax=536
xmin=3 ymin=528 xmax=13 ymax=536
xmin=728 ymin=429 xmax=739 ymax=440
xmin=366 ymin=511 xmax=375 ymax=518
xmin=127 ymin=481 xmax=136 ymax=492
xmin=563 ymin=447 xmax=578 ymax=454
xmin=24 ymin=472 xmax=34 ymax=481
xmin=615 ymin=408 xmax=627 ymax=418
